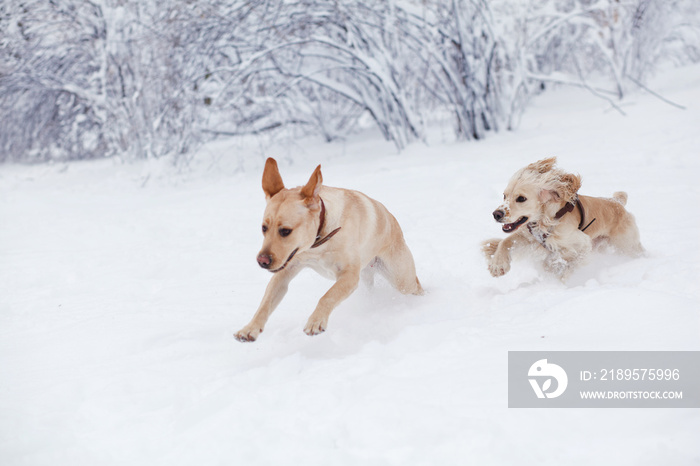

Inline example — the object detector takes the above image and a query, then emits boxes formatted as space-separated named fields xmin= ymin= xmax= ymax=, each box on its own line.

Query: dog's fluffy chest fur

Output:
xmin=304 ymin=255 xmax=342 ymax=280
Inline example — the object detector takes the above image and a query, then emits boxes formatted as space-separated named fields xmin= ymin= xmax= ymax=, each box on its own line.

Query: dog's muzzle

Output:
xmin=260 ymin=248 xmax=299 ymax=273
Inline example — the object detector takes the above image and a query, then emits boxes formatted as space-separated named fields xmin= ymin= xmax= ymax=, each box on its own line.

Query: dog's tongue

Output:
xmin=502 ymin=223 xmax=515 ymax=232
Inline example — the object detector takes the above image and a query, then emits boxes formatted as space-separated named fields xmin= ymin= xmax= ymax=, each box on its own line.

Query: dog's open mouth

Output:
xmin=502 ymin=216 xmax=528 ymax=233
xmin=270 ymin=248 xmax=299 ymax=273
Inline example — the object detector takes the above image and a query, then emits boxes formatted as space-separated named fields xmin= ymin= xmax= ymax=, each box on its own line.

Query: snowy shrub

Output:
xmin=417 ymin=0 xmax=509 ymax=138
xmin=163 ymin=0 xmax=511 ymax=148
xmin=0 ymin=1 xmax=109 ymax=163
xmin=493 ymin=0 xmax=700 ymax=105
xmin=100 ymin=1 xmax=226 ymax=161
xmin=208 ymin=0 xmax=431 ymax=148
xmin=0 ymin=0 xmax=697 ymax=163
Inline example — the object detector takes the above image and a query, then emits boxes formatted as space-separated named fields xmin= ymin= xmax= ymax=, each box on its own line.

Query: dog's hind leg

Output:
xmin=376 ymin=240 xmax=424 ymax=295
xmin=610 ymin=217 xmax=645 ymax=257
xmin=361 ymin=257 xmax=379 ymax=289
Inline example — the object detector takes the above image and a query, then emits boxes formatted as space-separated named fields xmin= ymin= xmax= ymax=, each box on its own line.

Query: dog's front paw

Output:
xmin=234 ymin=325 xmax=263 ymax=342
xmin=488 ymin=255 xmax=511 ymax=277
xmin=488 ymin=262 xmax=510 ymax=277
xmin=303 ymin=317 xmax=328 ymax=336
xmin=544 ymin=254 xmax=569 ymax=278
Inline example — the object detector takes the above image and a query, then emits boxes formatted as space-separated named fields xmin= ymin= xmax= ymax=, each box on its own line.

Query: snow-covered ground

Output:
xmin=1 ymin=66 xmax=699 ymax=465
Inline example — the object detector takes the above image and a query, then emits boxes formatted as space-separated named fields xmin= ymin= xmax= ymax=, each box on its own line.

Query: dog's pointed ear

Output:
xmin=300 ymin=164 xmax=323 ymax=209
xmin=528 ymin=157 xmax=557 ymax=174
xmin=262 ymin=158 xmax=285 ymax=200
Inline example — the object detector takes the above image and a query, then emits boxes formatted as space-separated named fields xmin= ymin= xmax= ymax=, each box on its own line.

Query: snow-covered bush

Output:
xmin=493 ymin=0 xmax=700 ymax=108
xmin=0 ymin=0 xmax=697 ymax=163
xmin=0 ymin=1 xmax=109 ymax=163
xmin=209 ymin=0 xmax=428 ymax=147
xmin=100 ymin=1 xmax=225 ymax=161
xmin=412 ymin=0 xmax=509 ymax=139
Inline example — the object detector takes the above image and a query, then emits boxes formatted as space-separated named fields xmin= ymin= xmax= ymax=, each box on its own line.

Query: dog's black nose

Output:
xmin=493 ymin=210 xmax=504 ymax=221
xmin=257 ymin=254 xmax=272 ymax=269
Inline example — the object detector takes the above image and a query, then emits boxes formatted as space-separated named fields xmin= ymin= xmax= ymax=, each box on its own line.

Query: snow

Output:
xmin=1 ymin=65 xmax=699 ymax=465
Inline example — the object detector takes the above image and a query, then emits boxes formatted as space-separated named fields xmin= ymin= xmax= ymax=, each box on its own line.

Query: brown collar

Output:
xmin=554 ymin=201 xmax=575 ymax=220
xmin=553 ymin=197 xmax=595 ymax=231
xmin=310 ymin=198 xmax=341 ymax=248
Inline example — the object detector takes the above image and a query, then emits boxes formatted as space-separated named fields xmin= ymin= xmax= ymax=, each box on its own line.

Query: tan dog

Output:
xmin=483 ymin=157 xmax=644 ymax=279
xmin=235 ymin=158 xmax=424 ymax=342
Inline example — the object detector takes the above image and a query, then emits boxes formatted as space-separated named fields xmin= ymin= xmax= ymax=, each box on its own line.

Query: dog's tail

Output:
xmin=612 ymin=191 xmax=628 ymax=206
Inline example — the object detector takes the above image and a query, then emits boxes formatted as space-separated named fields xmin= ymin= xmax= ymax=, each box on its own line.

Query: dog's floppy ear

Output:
xmin=262 ymin=158 xmax=285 ymax=200
xmin=300 ymin=164 xmax=323 ymax=209
xmin=557 ymin=173 xmax=581 ymax=203
xmin=539 ymin=173 xmax=581 ymax=204
xmin=528 ymin=157 xmax=557 ymax=174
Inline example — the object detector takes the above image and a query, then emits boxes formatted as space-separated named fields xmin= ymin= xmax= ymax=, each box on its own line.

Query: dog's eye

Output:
xmin=262 ymin=225 xmax=268 ymax=234
xmin=516 ymin=196 xmax=527 ymax=203
xmin=279 ymin=228 xmax=292 ymax=237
